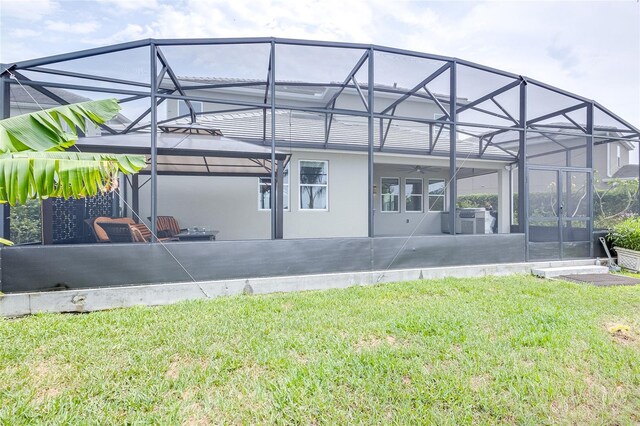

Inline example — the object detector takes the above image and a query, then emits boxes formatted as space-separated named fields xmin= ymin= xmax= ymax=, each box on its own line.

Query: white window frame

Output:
xmin=404 ymin=177 xmax=423 ymax=213
xmin=380 ymin=177 xmax=400 ymax=213
xmin=298 ymin=160 xmax=329 ymax=211
xmin=258 ymin=164 xmax=290 ymax=211
xmin=427 ymin=178 xmax=446 ymax=212
xmin=617 ymin=145 xmax=621 ymax=168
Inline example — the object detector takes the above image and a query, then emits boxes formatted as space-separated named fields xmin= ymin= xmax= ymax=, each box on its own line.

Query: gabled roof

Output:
xmin=611 ymin=164 xmax=638 ymax=180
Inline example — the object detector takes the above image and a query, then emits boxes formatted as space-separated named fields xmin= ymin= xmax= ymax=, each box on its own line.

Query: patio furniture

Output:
xmin=95 ymin=221 xmax=137 ymax=243
xmin=90 ymin=217 xmax=136 ymax=242
xmin=147 ymin=216 xmax=187 ymax=238
xmin=130 ymin=223 xmax=178 ymax=243
xmin=174 ymin=230 xmax=219 ymax=241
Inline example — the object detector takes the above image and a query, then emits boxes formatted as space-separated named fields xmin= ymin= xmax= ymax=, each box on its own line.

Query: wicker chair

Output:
xmin=95 ymin=221 xmax=137 ymax=243
xmin=89 ymin=217 xmax=136 ymax=243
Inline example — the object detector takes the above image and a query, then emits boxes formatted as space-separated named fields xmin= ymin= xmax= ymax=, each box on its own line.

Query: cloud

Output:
xmin=92 ymin=23 xmax=154 ymax=45
xmin=0 ymin=0 xmax=58 ymax=21
xmin=12 ymin=29 xmax=41 ymax=38
xmin=1 ymin=0 xmax=638 ymax=127
xmin=94 ymin=0 xmax=160 ymax=11
xmin=547 ymin=41 xmax=580 ymax=75
xmin=45 ymin=20 xmax=100 ymax=34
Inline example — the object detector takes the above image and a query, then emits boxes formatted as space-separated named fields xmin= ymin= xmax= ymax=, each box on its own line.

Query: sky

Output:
xmin=1 ymin=0 xmax=639 ymax=129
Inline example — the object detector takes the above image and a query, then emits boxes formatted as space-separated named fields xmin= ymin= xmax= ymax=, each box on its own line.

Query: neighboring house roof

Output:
xmin=8 ymin=84 xmax=131 ymax=126
xmin=610 ymin=164 xmax=638 ymax=180
xmin=170 ymin=76 xmax=465 ymax=107
xmin=171 ymin=109 xmax=511 ymax=160
xmin=9 ymin=84 xmax=90 ymax=109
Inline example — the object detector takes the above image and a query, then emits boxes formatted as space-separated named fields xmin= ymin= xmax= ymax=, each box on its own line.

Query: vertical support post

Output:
xmin=111 ymin=191 xmax=118 ymax=217
xmin=497 ymin=168 xmax=510 ymax=233
xmin=132 ymin=174 xmax=140 ymax=224
xmin=149 ymin=43 xmax=158 ymax=241
xmin=276 ymin=159 xmax=284 ymax=239
xmin=0 ymin=70 xmax=10 ymax=240
xmin=270 ymin=40 xmax=277 ymax=240
xmin=367 ymin=48 xmax=375 ymax=238
xmin=41 ymin=199 xmax=53 ymax=245
xmin=586 ymin=102 xmax=594 ymax=257
xmin=122 ymin=173 xmax=128 ymax=217
xmin=518 ymin=80 xmax=527 ymax=236
xmin=448 ymin=61 xmax=457 ymax=235
xmin=509 ymin=165 xmax=514 ymax=228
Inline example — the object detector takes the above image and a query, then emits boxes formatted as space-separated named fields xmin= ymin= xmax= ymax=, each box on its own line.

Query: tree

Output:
xmin=0 ymin=98 xmax=147 ymax=245
xmin=0 ymin=99 xmax=146 ymax=206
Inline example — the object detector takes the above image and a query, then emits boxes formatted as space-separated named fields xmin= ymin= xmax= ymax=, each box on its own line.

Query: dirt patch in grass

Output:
xmin=354 ymin=335 xmax=399 ymax=352
xmin=28 ymin=360 xmax=68 ymax=404
xmin=166 ymin=361 xmax=181 ymax=380
xmin=470 ymin=374 xmax=491 ymax=391
xmin=184 ymin=403 xmax=211 ymax=426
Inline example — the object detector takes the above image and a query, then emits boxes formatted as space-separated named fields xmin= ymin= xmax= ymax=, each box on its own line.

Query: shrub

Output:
xmin=10 ymin=199 xmax=42 ymax=245
xmin=607 ymin=216 xmax=640 ymax=251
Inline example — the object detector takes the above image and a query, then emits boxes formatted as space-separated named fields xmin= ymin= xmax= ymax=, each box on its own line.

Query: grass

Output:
xmin=1 ymin=275 xmax=639 ymax=425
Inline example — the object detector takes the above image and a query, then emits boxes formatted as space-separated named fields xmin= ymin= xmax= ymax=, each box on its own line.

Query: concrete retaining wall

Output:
xmin=0 ymin=259 xmax=597 ymax=317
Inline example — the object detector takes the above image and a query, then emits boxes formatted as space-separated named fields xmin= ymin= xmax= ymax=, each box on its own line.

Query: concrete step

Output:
xmin=531 ymin=265 xmax=609 ymax=279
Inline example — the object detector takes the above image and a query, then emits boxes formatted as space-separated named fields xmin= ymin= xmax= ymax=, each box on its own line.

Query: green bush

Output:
xmin=10 ymin=199 xmax=42 ymax=245
xmin=607 ymin=216 xmax=640 ymax=251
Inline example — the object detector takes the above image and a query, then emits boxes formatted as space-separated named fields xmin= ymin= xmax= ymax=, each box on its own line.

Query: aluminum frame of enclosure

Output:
xmin=1 ymin=38 xmax=639 ymax=252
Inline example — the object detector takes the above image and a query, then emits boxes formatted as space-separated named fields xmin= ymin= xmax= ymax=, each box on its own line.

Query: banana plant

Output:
xmin=0 ymin=99 xmax=146 ymax=206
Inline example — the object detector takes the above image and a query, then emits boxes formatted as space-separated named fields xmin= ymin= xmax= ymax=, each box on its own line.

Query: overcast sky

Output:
xmin=1 ymin=0 xmax=639 ymax=128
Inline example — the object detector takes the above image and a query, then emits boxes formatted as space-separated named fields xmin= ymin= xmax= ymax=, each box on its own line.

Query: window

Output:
xmin=381 ymin=177 xmax=400 ymax=212
xmin=258 ymin=165 xmax=289 ymax=210
xmin=617 ymin=145 xmax=621 ymax=167
xmin=299 ymin=160 xmax=328 ymax=210
xmin=178 ymin=101 xmax=203 ymax=117
xmin=405 ymin=178 xmax=423 ymax=212
xmin=428 ymin=179 xmax=445 ymax=211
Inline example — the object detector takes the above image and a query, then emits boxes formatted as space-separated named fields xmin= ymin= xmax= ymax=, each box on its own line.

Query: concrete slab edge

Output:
xmin=0 ymin=259 xmax=597 ymax=318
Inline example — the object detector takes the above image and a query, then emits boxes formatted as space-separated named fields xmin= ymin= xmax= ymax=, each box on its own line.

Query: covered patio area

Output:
xmin=1 ymin=37 xmax=639 ymax=292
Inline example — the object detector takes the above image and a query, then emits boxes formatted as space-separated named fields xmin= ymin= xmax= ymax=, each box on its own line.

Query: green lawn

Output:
xmin=1 ymin=275 xmax=639 ymax=425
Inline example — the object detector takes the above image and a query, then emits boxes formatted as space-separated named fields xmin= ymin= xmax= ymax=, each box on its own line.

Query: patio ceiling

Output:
xmin=76 ymin=132 xmax=290 ymax=177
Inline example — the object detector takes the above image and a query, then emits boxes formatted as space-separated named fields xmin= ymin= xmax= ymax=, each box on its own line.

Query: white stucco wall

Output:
xmin=373 ymin=163 xmax=448 ymax=236
xmin=137 ymin=150 xmax=368 ymax=240
xmin=133 ymin=148 xmax=512 ymax=239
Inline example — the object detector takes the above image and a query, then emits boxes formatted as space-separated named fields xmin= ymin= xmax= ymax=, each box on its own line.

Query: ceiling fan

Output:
xmin=391 ymin=165 xmax=434 ymax=174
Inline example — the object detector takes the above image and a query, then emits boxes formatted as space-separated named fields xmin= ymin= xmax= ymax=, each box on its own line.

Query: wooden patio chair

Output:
xmin=154 ymin=216 xmax=186 ymax=238
xmin=130 ymin=223 xmax=178 ymax=243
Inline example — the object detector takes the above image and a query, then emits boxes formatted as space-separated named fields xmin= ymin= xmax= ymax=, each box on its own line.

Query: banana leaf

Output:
xmin=0 ymin=152 xmax=147 ymax=205
xmin=0 ymin=99 xmax=121 ymax=153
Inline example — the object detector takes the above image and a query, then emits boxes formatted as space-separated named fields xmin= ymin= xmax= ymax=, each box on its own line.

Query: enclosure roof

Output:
xmin=76 ymin=133 xmax=290 ymax=177
xmin=2 ymin=37 xmax=639 ymax=159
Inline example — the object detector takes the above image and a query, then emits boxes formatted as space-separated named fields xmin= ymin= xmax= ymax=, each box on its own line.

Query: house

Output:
xmin=1 ymin=38 xmax=639 ymax=293
xmin=458 ymin=132 xmax=635 ymax=195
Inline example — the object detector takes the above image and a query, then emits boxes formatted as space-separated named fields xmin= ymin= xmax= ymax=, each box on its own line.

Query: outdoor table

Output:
xmin=175 ymin=230 xmax=219 ymax=241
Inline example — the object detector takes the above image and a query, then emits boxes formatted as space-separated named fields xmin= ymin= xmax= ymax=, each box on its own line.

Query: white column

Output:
xmin=497 ymin=167 xmax=510 ymax=234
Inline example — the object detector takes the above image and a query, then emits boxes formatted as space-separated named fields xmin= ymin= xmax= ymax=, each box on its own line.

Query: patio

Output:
xmin=1 ymin=37 xmax=639 ymax=292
